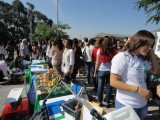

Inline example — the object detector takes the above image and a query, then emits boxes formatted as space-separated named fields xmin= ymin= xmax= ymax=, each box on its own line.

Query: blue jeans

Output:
xmin=85 ymin=62 xmax=92 ymax=84
xmin=92 ymin=65 xmax=97 ymax=90
xmin=97 ymin=70 xmax=112 ymax=104
xmin=115 ymin=99 xmax=148 ymax=120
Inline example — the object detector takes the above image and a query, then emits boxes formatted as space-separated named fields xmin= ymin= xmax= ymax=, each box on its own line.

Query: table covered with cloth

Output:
xmin=27 ymin=74 xmax=72 ymax=110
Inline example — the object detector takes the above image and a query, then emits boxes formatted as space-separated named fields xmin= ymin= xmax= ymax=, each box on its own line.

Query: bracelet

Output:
xmin=135 ymin=86 xmax=139 ymax=93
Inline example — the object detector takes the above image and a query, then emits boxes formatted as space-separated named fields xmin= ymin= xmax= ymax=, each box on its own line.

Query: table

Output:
xmin=31 ymin=60 xmax=46 ymax=65
xmin=1 ymin=98 xmax=29 ymax=120
xmin=38 ymin=95 xmax=74 ymax=119
xmin=30 ymin=65 xmax=48 ymax=74
xmin=26 ymin=73 xmax=72 ymax=111
xmin=34 ymin=84 xmax=72 ymax=112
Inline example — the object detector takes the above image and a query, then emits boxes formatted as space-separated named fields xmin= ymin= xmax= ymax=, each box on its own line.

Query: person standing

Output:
xmin=41 ymin=41 xmax=47 ymax=60
xmin=61 ymin=39 xmax=75 ymax=82
xmin=32 ymin=41 xmax=39 ymax=60
xmin=94 ymin=37 xmax=117 ymax=107
xmin=83 ymin=38 xmax=95 ymax=84
xmin=46 ymin=40 xmax=53 ymax=68
xmin=110 ymin=30 xmax=160 ymax=120
xmin=20 ymin=39 xmax=30 ymax=61
xmin=52 ymin=37 xmax=64 ymax=76
xmin=5 ymin=40 xmax=14 ymax=59
xmin=71 ymin=38 xmax=82 ymax=80
xmin=92 ymin=37 xmax=103 ymax=92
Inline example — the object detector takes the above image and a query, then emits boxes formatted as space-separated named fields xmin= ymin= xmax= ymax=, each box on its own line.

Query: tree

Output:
xmin=53 ymin=22 xmax=71 ymax=39
xmin=34 ymin=22 xmax=54 ymax=41
xmin=1 ymin=0 xmax=70 ymax=43
xmin=0 ymin=1 xmax=14 ymax=43
xmin=12 ymin=0 xmax=27 ymax=39
xmin=135 ymin=0 xmax=160 ymax=24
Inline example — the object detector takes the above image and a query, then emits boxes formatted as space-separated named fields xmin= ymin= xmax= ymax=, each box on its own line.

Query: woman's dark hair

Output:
xmin=5 ymin=57 xmax=13 ymax=62
xmin=33 ymin=41 xmax=38 ymax=46
xmin=83 ymin=37 xmax=88 ymax=43
xmin=126 ymin=30 xmax=155 ymax=53
xmin=101 ymin=37 xmax=114 ymax=55
xmin=95 ymin=37 xmax=104 ymax=48
xmin=109 ymin=36 xmax=116 ymax=47
xmin=7 ymin=40 xmax=14 ymax=45
xmin=65 ymin=39 xmax=73 ymax=48
xmin=87 ymin=38 xmax=96 ymax=46
xmin=73 ymin=38 xmax=79 ymax=46
xmin=53 ymin=37 xmax=64 ymax=51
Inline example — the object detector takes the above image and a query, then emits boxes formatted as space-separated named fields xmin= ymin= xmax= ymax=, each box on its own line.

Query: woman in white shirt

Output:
xmin=83 ymin=38 xmax=95 ymax=84
xmin=46 ymin=40 xmax=53 ymax=68
xmin=61 ymin=39 xmax=75 ymax=82
xmin=110 ymin=30 xmax=160 ymax=120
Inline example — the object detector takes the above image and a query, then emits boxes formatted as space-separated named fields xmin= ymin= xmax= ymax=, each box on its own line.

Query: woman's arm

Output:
xmin=52 ymin=46 xmax=55 ymax=56
xmin=148 ymin=49 xmax=160 ymax=76
xmin=94 ymin=53 xmax=100 ymax=77
xmin=110 ymin=73 xmax=152 ymax=100
xmin=157 ymin=85 xmax=160 ymax=97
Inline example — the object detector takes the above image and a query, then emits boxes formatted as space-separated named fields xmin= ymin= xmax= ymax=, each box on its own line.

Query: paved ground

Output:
xmin=0 ymin=75 xmax=160 ymax=120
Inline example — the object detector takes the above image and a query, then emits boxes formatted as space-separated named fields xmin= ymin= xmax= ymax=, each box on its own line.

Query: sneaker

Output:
xmin=92 ymin=88 xmax=97 ymax=92
xmin=105 ymin=103 xmax=110 ymax=108
xmin=106 ymin=104 xmax=110 ymax=108
xmin=97 ymin=102 xmax=103 ymax=107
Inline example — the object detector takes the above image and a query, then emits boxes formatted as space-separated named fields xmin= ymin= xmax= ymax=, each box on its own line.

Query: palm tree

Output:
xmin=135 ymin=0 xmax=160 ymax=24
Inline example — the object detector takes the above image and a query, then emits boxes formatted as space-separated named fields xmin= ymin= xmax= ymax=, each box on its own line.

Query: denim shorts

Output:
xmin=115 ymin=99 xmax=148 ymax=120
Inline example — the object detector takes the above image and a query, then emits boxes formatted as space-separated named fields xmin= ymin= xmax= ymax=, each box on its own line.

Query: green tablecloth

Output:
xmin=25 ymin=69 xmax=33 ymax=84
xmin=51 ymin=115 xmax=65 ymax=120
xmin=34 ymin=85 xmax=72 ymax=112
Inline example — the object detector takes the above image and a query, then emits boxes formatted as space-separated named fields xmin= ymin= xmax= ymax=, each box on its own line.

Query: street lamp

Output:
xmin=57 ymin=0 xmax=59 ymax=37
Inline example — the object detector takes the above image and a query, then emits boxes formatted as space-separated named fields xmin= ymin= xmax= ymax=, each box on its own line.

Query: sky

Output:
xmin=4 ymin=0 xmax=160 ymax=39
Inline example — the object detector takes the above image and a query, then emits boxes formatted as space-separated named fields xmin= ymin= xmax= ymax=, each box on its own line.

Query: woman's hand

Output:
xmin=137 ymin=87 xmax=152 ymax=100
xmin=66 ymin=70 xmax=71 ymax=76
xmin=157 ymin=85 xmax=160 ymax=97
xmin=94 ymin=72 xmax=96 ymax=78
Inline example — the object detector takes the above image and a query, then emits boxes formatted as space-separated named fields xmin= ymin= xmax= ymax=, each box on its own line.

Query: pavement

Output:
xmin=0 ymin=75 xmax=160 ymax=120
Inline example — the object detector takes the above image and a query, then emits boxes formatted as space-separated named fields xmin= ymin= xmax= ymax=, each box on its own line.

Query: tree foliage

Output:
xmin=34 ymin=23 xmax=54 ymax=41
xmin=135 ymin=0 xmax=160 ymax=24
xmin=0 ymin=0 xmax=70 ymax=44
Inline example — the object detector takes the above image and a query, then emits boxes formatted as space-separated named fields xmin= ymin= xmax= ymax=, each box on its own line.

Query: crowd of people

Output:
xmin=0 ymin=30 xmax=160 ymax=119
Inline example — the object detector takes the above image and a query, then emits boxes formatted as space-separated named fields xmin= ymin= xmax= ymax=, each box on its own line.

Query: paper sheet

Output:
xmin=4 ymin=87 xmax=23 ymax=104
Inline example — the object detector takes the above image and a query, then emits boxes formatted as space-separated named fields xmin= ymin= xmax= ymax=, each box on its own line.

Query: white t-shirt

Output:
xmin=97 ymin=49 xmax=111 ymax=71
xmin=20 ymin=43 xmax=29 ymax=56
xmin=111 ymin=51 xmax=151 ymax=108
xmin=46 ymin=45 xmax=52 ymax=58
xmin=0 ymin=60 xmax=10 ymax=77
xmin=62 ymin=49 xmax=75 ymax=74
xmin=84 ymin=45 xmax=94 ymax=62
